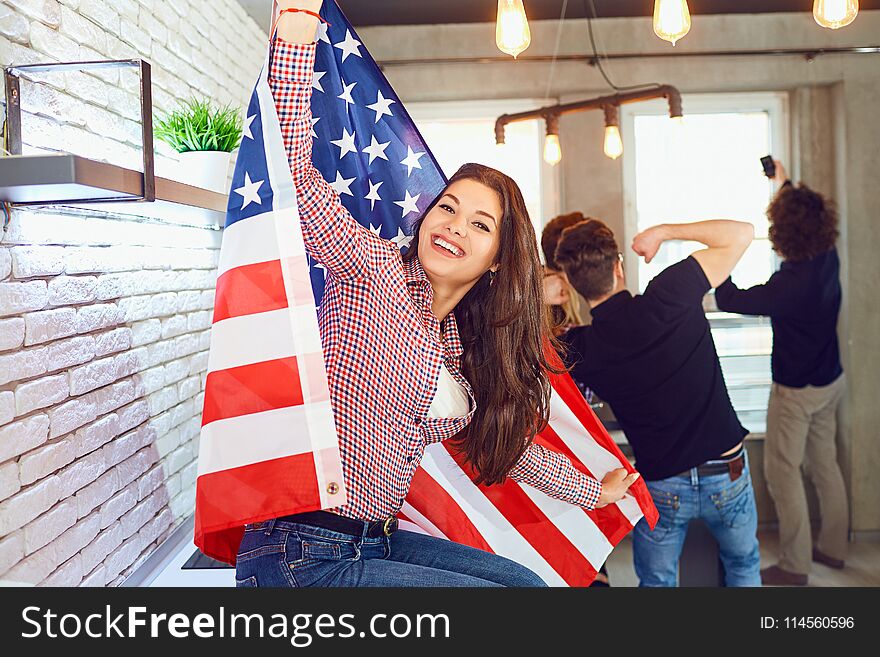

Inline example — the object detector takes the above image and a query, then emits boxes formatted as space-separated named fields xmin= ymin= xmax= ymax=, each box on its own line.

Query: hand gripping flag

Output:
xmin=196 ymin=0 xmax=657 ymax=579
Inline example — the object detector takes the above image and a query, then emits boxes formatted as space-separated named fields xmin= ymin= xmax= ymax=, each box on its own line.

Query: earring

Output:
xmin=489 ymin=270 xmax=497 ymax=286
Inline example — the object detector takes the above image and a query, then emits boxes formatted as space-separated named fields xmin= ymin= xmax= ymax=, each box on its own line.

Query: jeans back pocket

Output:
xmin=710 ymin=475 xmax=754 ymax=529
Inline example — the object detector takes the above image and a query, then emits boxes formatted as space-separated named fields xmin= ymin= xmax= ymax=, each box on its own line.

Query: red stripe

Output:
xmin=202 ymin=357 xmax=304 ymax=427
xmin=194 ymin=452 xmax=320 ymax=565
xmin=404 ymin=467 xmax=494 ymax=554
xmin=548 ymin=368 xmax=659 ymax=529
xmin=538 ymin=422 xmax=634 ymax=547
xmin=213 ymin=260 xmax=288 ymax=323
xmin=443 ymin=444 xmax=597 ymax=587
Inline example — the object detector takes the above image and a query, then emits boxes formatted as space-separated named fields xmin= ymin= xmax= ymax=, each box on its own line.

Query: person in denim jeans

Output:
xmin=556 ymin=218 xmax=761 ymax=587
xmin=633 ymin=451 xmax=760 ymax=586
xmin=236 ymin=515 xmax=547 ymax=588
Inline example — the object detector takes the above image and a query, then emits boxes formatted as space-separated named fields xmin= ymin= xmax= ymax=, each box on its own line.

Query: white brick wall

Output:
xmin=1 ymin=0 xmax=265 ymax=172
xmin=0 ymin=0 xmax=259 ymax=585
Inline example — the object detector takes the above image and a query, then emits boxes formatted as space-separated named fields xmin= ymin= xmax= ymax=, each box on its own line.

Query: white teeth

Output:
xmin=433 ymin=236 xmax=463 ymax=256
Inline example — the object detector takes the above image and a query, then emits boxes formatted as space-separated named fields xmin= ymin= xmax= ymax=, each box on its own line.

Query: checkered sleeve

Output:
xmin=507 ymin=443 xmax=603 ymax=510
xmin=269 ymin=39 xmax=389 ymax=279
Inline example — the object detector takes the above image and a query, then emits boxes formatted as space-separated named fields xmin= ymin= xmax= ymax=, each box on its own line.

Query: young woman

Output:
xmin=234 ymin=1 xmax=639 ymax=588
xmin=541 ymin=212 xmax=588 ymax=335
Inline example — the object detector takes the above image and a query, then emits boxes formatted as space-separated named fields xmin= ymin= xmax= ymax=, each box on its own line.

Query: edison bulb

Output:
xmin=604 ymin=125 xmax=623 ymax=160
xmin=544 ymin=134 xmax=562 ymax=166
xmin=653 ymin=0 xmax=691 ymax=46
xmin=496 ymin=0 xmax=531 ymax=58
xmin=813 ymin=0 xmax=858 ymax=29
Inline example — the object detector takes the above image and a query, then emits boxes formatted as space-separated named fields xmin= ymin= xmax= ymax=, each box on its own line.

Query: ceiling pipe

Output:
xmin=495 ymin=84 xmax=683 ymax=145
xmin=378 ymin=45 xmax=880 ymax=69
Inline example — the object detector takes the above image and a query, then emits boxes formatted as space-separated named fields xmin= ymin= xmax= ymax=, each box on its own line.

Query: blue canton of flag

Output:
xmin=307 ymin=1 xmax=448 ymax=304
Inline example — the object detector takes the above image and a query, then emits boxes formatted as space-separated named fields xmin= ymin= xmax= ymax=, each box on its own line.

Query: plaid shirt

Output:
xmin=269 ymin=40 xmax=602 ymax=521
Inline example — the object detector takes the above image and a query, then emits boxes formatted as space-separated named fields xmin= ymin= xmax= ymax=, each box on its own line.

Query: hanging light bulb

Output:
xmin=813 ymin=0 xmax=858 ymax=29
xmin=496 ymin=0 xmax=531 ymax=58
xmin=653 ymin=0 xmax=691 ymax=46
xmin=603 ymin=105 xmax=623 ymax=160
xmin=543 ymin=114 xmax=562 ymax=166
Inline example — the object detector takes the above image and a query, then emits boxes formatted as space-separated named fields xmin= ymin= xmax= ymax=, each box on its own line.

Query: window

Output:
xmin=407 ymin=100 xmax=560 ymax=242
xmin=622 ymin=92 xmax=790 ymax=434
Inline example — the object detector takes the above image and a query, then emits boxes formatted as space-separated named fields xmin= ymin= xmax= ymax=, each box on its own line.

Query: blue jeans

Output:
xmin=235 ymin=518 xmax=548 ymax=587
xmin=633 ymin=453 xmax=761 ymax=587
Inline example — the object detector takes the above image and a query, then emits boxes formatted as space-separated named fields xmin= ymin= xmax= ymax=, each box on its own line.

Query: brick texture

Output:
xmin=0 ymin=0 xmax=255 ymax=584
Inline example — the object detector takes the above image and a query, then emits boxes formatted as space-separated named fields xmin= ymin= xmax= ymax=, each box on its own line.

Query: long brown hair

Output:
xmin=404 ymin=163 xmax=560 ymax=485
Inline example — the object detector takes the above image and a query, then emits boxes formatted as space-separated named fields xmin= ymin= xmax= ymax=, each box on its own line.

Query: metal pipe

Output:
xmin=377 ymin=45 xmax=880 ymax=68
xmin=495 ymin=84 xmax=681 ymax=143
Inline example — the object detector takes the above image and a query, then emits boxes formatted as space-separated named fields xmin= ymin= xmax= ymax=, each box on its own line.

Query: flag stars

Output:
xmin=329 ymin=171 xmax=356 ymax=197
xmin=312 ymin=70 xmax=326 ymax=93
xmin=394 ymin=190 xmax=421 ymax=218
xmin=362 ymin=135 xmax=390 ymax=165
xmin=368 ymin=223 xmax=383 ymax=236
xmin=242 ymin=113 xmax=256 ymax=140
xmin=316 ymin=20 xmax=331 ymax=44
xmin=365 ymin=179 xmax=384 ymax=210
xmin=338 ymin=80 xmax=357 ymax=107
xmin=400 ymin=146 xmax=426 ymax=177
xmin=334 ymin=30 xmax=363 ymax=62
xmin=330 ymin=127 xmax=358 ymax=159
xmin=366 ymin=90 xmax=395 ymax=123
xmin=391 ymin=227 xmax=414 ymax=250
xmin=310 ymin=116 xmax=320 ymax=139
xmin=233 ymin=172 xmax=264 ymax=210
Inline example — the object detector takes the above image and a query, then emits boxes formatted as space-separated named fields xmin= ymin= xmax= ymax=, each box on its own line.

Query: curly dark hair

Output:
xmin=768 ymin=183 xmax=839 ymax=262
xmin=541 ymin=211 xmax=592 ymax=270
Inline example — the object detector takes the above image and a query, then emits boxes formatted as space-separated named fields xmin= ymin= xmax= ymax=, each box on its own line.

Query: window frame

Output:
xmin=406 ymin=99 xmax=561 ymax=237
xmin=620 ymin=91 xmax=790 ymax=291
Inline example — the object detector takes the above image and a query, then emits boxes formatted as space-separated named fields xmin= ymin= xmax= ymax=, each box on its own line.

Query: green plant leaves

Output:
xmin=154 ymin=98 xmax=243 ymax=154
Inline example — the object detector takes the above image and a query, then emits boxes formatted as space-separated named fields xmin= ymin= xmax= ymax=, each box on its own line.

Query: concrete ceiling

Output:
xmin=237 ymin=1 xmax=880 ymax=32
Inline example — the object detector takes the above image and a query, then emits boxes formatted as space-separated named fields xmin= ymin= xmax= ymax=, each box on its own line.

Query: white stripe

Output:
xmin=419 ymin=446 xmax=567 ymax=587
xmin=519 ymin=485 xmax=613 ymax=570
xmin=398 ymin=519 xmax=430 ymax=536
xmin=303 ymin=400 xmax=339 ymax=451
xmin=217 ymin=210 xmax=306 ymax=277
xmin=549 ymin=391 xmax=631 ymax=480
xmin=549 ymin=391 xmax=645 ymax=527
xmin=207 ymin=308 xmax=295 ymax=373
xmin=197 ymin=405 xmax=316 ymax=476
xmin=399 ymin=502 xmax=448 ymax=540
xmin=218 ymin=212 xmax=278 ymax=276
xmin=255 ymin=58 xmax=297 ymax=212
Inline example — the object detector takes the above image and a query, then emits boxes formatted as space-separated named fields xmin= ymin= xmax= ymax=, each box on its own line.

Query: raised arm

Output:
xmin=632 ymin=220 xmax=755 ymax=289
xmin=270 ymin=1 xmax=388 ymax=279
xmin=715 ymin=270 xmax=798 ymax=318
xmin=507 ymin=442 xmax=638 ymax=510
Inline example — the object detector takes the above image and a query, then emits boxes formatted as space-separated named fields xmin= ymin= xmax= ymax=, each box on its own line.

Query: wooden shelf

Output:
xmin=0 ymin=153 xmax=227 ymax=226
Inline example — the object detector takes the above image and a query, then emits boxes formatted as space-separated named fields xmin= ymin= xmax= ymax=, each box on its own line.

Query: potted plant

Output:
xmin=154 ymin=98 xmax=243 ymax=192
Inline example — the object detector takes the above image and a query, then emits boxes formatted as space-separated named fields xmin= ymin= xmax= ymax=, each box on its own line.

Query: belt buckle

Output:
xmin=382 ymin=516 xmax=396 ymax=536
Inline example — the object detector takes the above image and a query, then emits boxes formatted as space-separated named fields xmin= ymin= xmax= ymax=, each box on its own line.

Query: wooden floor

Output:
xmin=605 ymin=529 xmax=880 ymax=587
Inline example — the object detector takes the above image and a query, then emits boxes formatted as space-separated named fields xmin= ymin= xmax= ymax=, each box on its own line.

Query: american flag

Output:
xmin=195 ymin=0 xmax=657 ymax=582
xmin=193 ymin=13 xmax=348 ymax=562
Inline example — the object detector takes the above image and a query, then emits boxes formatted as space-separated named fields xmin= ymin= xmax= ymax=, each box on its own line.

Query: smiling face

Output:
xmin=416 ymin=177 xmax=503 ymax=289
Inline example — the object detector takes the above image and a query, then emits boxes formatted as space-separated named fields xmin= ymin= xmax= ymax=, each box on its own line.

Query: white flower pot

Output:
xmin=176 ymin=150 xmax=232 ymax=193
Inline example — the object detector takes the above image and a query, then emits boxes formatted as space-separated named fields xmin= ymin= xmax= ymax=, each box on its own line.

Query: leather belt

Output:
xmin=276 ymin=510 xmax=398 ymax=538
xmin=679 ymin=447 xmax=745 ymax=481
